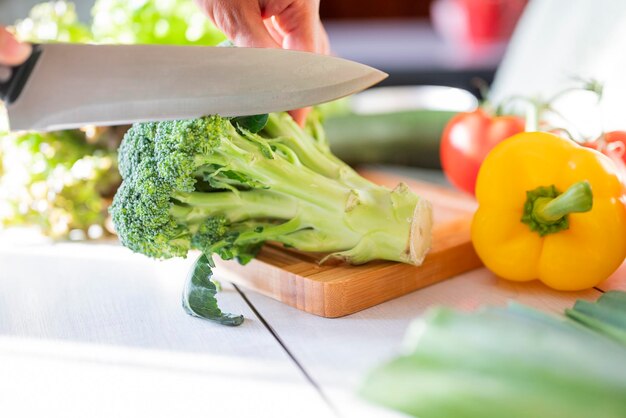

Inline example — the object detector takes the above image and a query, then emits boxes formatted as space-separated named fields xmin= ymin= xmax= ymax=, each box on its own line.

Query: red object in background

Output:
xmin=432 ymin=0 xmax=528 ymax=47
xmin=440 ymin=108 xmax=525 ymax=195
xmin=583 ymin=131 xmax=626 ymax=182
xmin=463 ymin=0 xmax=527 ymax=44
xmin=585 ymin=131 xmax=626 ymax=164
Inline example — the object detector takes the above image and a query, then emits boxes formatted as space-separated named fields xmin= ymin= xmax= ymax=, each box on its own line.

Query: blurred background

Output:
xmin=0 ymin=0 xmax=529 ymax=240
xmin=0 ymin=0 xmax=527 ymax=92
xmin=3 ymin=0 xmax=626 ymax=241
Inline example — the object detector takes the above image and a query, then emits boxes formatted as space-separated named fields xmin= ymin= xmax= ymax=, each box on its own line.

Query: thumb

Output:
xmin=230 ymin=12 xmax=281 ymax=48
xmin=0 ymin=27 xmax=31 ymax=66
xmin=280 ymin=19 xmax=327 ymax=54
xmin=262 ymin=0 xmax=327 ymax=54
xmin=197 ymin=0 xmax=280 ymax=49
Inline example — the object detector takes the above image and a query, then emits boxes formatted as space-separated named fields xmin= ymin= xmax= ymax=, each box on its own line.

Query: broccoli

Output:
xmin=110 ymin=113 xmax=432 ymax=325
xmin=111 ymin=113 xmax=432 ymax=263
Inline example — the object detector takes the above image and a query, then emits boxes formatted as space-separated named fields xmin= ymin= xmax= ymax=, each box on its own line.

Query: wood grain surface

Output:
xmin=217 ymin=170 xmax=482 ymax=318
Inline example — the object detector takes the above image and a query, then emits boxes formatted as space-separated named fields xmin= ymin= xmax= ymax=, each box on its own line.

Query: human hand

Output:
xmin=196 ymin=0 xmax=329 ymax=124
xmin=0 ymin=26 xmax=31 ymax=67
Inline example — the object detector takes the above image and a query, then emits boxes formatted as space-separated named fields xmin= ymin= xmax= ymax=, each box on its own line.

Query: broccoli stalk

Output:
xmin=111 ymin=112 xmax=432 ymax=266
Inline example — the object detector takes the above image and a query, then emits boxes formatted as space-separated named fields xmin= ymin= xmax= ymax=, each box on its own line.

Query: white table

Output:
xmin=0 ymin=175 xmax=622 ymax=418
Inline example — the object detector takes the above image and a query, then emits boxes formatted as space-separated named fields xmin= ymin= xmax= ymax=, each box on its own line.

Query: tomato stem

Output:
xmin=547 ymin=79 xmax=603 ymax=104
xmin=497 ymin=78 xmax=603 ymax=136
xmin=525 ymin=100 xmax=541 ymax=132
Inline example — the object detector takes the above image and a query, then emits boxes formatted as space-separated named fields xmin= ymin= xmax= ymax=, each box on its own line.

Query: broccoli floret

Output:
xmin=110 ymin=112 xmax=432 ymax=267
xmin=117 ymin=122 xmax=158 ymax=180
xmin=110 ymin=158 xmax=187 ymax=258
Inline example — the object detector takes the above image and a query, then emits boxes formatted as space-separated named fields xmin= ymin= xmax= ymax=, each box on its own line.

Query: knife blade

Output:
xmin=0 ymin=43 xmax=387 ymax=132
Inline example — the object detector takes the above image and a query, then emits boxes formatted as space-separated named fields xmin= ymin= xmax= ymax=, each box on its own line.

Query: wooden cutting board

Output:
xmin=216 ymin=170 xmax=482 ymax=318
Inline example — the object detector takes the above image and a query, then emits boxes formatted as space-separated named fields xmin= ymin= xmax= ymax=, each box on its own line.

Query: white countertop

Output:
xmin=0 ymin=236 xmax=621 ymax=418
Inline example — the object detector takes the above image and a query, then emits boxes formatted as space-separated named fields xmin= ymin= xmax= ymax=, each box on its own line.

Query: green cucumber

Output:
xmin=324 ymin=110 xmax=455 ymax=169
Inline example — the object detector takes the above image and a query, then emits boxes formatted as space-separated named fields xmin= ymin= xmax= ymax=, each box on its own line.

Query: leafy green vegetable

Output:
xmin=12 ymin=1 xmax=92 ymax=43
xmin=360 ymin=298 xmax=626 ymax=418
xmin=182 ymin=254 xmax=244 ymax=326
xmin=566 ymin=291 xmax=626 ymax=345
xmin=0 ymin=129 xmax=120 ymax=239
xmin=91 ymin=0 xmax=226 ymax=45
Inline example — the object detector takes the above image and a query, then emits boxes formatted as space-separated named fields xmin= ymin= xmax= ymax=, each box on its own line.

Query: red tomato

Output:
xmin=584 ymin=131 xmax=626 ymax=164
xmin=583 ymin=131 xmax=626 ymax=184
xmin=440 ymin=108 xmax=525 ymax=195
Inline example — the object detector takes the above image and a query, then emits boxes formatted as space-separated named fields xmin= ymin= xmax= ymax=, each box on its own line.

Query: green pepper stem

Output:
xmin=532 ymin=181 xmax=593 ymax=224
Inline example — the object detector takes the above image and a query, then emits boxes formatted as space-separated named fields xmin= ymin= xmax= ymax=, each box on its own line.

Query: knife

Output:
xmin=0 ymin=43 xmax=387 ymax=132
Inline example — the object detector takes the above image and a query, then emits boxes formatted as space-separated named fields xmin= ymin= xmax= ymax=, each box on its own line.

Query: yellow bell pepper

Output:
xmin=471 ymin=132 xmax=626 ymax=291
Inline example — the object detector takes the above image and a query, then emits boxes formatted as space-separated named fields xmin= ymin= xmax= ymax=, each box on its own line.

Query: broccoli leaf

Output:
xmin=231 ymin=114 xmax=269 ymax=133
xmin=182 ymin=254 xmax=244 ymax=326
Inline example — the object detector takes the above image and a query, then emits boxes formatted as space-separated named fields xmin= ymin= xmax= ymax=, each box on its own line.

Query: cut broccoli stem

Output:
xmin=169 ymin=183 xmax=431 ymax=264
xmin=296 ymin=180 xmax=427 ymax=263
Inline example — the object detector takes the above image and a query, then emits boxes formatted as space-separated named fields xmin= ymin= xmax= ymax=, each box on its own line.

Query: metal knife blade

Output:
xmin=3 ymin=43 xmax=387 ymax=132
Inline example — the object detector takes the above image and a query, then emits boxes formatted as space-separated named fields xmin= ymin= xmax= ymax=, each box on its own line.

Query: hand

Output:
xmin=0 ymin=26 xmax=31 ymax=66
xmin=196 ymin=0 xmax=329 ymax=124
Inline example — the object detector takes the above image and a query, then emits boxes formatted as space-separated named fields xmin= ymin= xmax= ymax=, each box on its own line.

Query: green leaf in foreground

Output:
xmin=360 ymin=303 xmax=626 ymax=418
xmin=182 ymin=254 xmax=244 ymax=326
xmin=566 ymin=291 xmax=626 ymax=345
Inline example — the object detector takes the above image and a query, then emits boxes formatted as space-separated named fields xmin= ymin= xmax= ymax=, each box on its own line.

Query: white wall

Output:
xmin=491 ymin=0 xmax=626 ymax=135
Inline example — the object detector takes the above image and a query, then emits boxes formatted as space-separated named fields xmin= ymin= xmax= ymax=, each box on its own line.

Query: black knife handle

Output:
xmin=0 ymin=44 xmax=42 ymax=104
